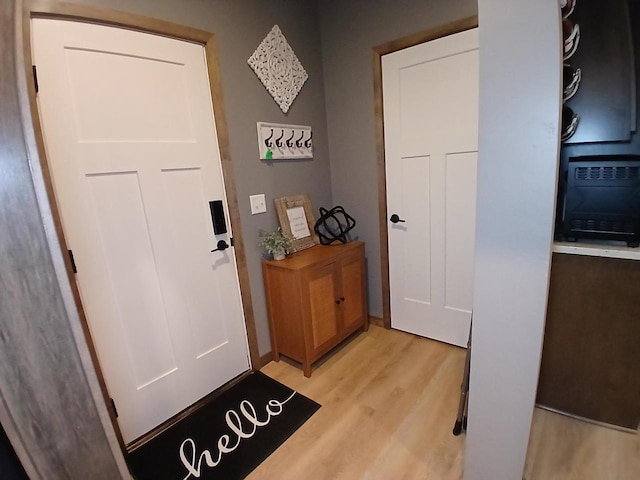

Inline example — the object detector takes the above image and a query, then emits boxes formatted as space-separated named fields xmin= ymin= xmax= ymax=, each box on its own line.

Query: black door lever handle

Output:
xmin=390 ymin=214 xmax=406 ymax=224
xmin=211 ymin=240 xmax=229 ymax=253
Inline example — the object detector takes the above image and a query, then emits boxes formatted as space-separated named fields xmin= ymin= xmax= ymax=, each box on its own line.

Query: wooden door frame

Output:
xmin=372 ymin=16 xmax=478 ymax=328
xmin=20 ymin=0 xmax=260 ymax=451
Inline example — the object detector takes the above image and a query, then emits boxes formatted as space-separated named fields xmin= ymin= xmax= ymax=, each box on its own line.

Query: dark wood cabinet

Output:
xmin=262 ymin=242 xmax=367 ymax=377
xmin=537 ymin=252 xmax=640 ymax=430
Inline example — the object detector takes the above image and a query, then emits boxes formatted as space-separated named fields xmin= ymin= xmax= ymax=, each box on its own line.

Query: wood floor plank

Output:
xmin=251 ymin=325 xmax=465 ymax=480
xmin=524 ymin=408 xmax=640 ymax=480
xmin=251 ymin=324 xmax=639 ymax=480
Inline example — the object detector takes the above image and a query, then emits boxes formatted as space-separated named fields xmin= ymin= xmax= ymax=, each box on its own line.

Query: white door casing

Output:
xmin=32 ymin=19 xmax=250 ymax=443
xmin=383 ymin=28 xmax=479 ymax=347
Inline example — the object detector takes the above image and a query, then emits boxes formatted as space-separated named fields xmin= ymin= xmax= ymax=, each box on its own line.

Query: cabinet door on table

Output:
xmin=305 ymin=262 xmax=341 ymax=356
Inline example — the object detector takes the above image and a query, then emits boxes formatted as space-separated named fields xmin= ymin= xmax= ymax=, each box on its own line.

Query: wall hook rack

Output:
xmin=257 ymin=122 xmax=313 ymax=159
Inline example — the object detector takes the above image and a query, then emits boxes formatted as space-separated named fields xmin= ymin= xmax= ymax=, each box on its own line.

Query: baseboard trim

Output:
xmin=535 ymin=404 xmax=639 ymax=434
xmin=259 ymin=351 xmax=275 ymax=368
xmin=369 ymin=315 xmax=389 ymax=328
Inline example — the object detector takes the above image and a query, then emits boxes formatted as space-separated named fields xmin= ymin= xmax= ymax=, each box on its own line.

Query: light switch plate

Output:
xmin=250 ymin=194 xmax=267 ymax=215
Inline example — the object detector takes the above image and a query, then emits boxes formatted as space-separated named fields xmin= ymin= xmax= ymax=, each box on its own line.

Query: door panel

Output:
xmin=398 ymin=155 xmax=432 ymax=305
xmin=161 ymin=167 xmax=231 ymax=354
xmin=398 ymin=39 xmax=479 ymax=155
xmin=64 ymin=47 xmax=195 ymax=142
xmin=87 ymin=171 xmax=179 ymax=387
xmin=341 ymin=254 xmax=364 ymax=330
xmin=444 ymin=152 xmax=478 ymax=312
xmin=32 ymin=18 xmax=250 ymax=443
xmin=383 ymin=28 xmax=479 ymax=347
xmin=307 ymin=264 xmax=339 ymax=351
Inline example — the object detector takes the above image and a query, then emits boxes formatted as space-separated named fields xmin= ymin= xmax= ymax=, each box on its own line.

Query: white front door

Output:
xmin=383 ymin=28 xmax=479 ymax=347
xmin=32 ymin=18 xmax=250 ymax=443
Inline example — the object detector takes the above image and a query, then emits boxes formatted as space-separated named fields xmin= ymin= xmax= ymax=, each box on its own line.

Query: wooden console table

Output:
xmin=262 ymin=242 xmax=367 ymax=377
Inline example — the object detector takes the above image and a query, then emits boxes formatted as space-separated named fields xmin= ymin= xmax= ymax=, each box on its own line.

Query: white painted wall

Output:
xmin=464 ymin=1 xmax=562 ymax=479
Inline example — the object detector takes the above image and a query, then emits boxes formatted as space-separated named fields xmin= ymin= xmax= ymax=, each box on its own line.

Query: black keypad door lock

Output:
xmin=209 ymin=200 xmax=227 ymax=235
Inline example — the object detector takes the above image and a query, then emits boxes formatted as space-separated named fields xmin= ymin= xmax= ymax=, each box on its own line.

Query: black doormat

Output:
xmin=127 ymin=371 xmax=320 ymax=480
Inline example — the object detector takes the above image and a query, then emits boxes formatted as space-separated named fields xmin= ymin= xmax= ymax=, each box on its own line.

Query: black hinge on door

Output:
xmin=110 ymin=398 xmax=119 ymax=418
xmin=32 ymin=65 xmax=39 ymax=93
xmin=68 ymin=249 xmax=77 ymax=273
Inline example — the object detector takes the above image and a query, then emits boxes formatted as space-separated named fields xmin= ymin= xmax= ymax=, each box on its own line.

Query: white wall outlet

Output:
xmin=250 ymin=194 xmax=267 ymax=215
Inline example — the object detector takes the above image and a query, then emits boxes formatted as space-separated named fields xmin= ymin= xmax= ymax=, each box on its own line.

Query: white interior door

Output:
xmin=383 ymin=28 xmax=479 ymax=347
xmin=32 ymin=18 xmax=250 ymax=443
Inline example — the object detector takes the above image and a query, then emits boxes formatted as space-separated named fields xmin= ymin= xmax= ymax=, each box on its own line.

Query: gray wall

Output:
xmin=318 ymin=0 xmax=478 ymax=318
xmin=42 ymin=0 xmax=333 ymax=355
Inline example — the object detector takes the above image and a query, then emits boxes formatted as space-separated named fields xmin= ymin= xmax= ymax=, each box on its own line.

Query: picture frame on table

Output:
xmin=274 ymin=194 xmax=319 ymax=252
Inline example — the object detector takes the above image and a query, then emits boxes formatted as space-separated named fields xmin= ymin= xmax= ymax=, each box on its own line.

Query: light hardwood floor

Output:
xmin=524 ymin=408 xmax=640 ymax=480
xmin=250 ymin=324 xmax=640 ymax=480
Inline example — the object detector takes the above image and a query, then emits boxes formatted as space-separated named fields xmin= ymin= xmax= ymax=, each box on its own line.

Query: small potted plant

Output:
xmin=258 ymin=228 xmax=293 ymax=260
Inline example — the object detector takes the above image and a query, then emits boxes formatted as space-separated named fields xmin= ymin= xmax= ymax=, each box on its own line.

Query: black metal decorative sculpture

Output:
xmin=313 ymin=206 xmax=356 ymax=245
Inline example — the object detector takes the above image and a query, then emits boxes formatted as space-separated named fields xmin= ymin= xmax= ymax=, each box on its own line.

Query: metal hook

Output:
xmin=275 ymin=129 xmax=285 ymax=148
xmin=264 ymin=128 xmax=274 ymax=148
xmin=304 ymin=131 xmax=313 ymax=148
xmin=295 ymin=131 xmax=305 ymax=148
xmin=286 ymin=130 xmax=295 ymax=148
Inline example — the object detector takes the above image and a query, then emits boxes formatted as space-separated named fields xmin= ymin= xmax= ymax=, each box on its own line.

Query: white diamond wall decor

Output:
xmin=248 ymin=25 xmax=308 ymax=113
